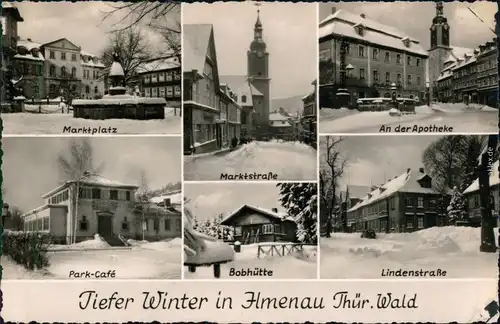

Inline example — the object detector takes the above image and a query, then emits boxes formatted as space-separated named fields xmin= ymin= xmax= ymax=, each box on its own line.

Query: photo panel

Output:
xmin=1 ymin=2 xmax=181 ymax=135
xmin=1 ymin=136 xmax=183 ymax=279
xmin=183 ymin=182 xmax=319 ymax=280
xmin=318 ymin=2 xmax=497 ymax=134
xmin=319 ymin=134 xmax=499 ymax=279
xmin=182 ymin=2 xmax=318 ymax=181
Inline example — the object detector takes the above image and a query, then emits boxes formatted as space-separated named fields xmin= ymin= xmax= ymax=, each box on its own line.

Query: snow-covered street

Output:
xmin=320 ymin=226 xmax=499 ymax=279
xmin=184 ymin=140 xmax=317 ymax=181
xmin=1 ymin=238 xmax=182 ymax=279
xmin=319 ymin=104 xmax=498 ymax=133
xmin=1 ymin=107 xmax=181 ymax=135
xmin=184 ymin=243 xmax=318 ymax=279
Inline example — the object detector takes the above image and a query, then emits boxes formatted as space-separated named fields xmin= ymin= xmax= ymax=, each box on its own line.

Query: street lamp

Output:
xmin=390 ymin=82 xmax=398 ymax=108
xmin=2 ymin=203 xmax=10 ymax=228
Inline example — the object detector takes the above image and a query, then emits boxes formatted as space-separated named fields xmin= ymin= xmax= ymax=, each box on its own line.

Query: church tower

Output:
xmin=428 ymin=1 xmax=451 ymax=100
xmin=247 ymin=5 xmax=271 ymax=126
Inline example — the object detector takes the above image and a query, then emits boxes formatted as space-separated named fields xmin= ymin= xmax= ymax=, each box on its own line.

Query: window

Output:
xmin=242 ymin=95 xmax=247 ymax=103
xmin=359 ymin=68 xmax=365 ymax=80
xmin=126 ymin=191 xmax=131 ymax=201
xmin=164 ymin=219 xmax=171 ymax=231
xmin=94 ymin=86 xmax=98 ymax=94
xmin=407 ymin=75 xmax=412 ymax=85
xmin=417 ymin=76 xmax=421 ymax=85
xmin=159 ymin=87 xmax=165 ymax=97
xmin=174 ymin=70 xmax=181 ymax=80
xmin=49 ymin=65 xmax=56 ymax=77
xmin=166 ymin=72 xmax=173 ymax=81
xmin=397 ymin=73 xmax=402 ymax=84
xmin=144 ymin=75 xmax=150 ymax=84
xmin=43 ymin=218 xmax=50 ymax=231
xmin=417 ymin=216 xmax=424 ymax=229
xmin=406 ymin=217 xmax=413 ymax=229
xmin=407 ymin=56 xmax=412 ymax=66
xmin=159 ymin=72 xmax=165 ymax=82
xmin=174 ymin=86 xmax=181 ymax=97
xmin=345 ymin=43 xmax=351 ymax=55
xmin=71 ymin=53 xmax=77 ymax=61
xmin=416 ymin=58 xmax=421 ymax=67
xmin=152 ymin=73 xmax=158 ymax=83
xmin=61 ymin=66 xmax=66 ymax=76
xmin=234 ymin=226 xmax=242 ymax=236
xmin=145 ymin=88 xmax=151 ymax=97
xmin=385 ymin=72 xmax=391 ymax=83
xmin=79 ymin=216 xmax=89 ymax=231
xmin=373 ymin=70 xmax=379 ymax=82
xmin=50 ymin=51 xmax=55 ymax=59
xmin=396 ymin=54 xmax=402 ymax=64
xmin=175 ymin=219 xmax=181 ymax=231
xmin=122 ymin=217 xmax=129 ymax=231
xmin=110 ymin=190 xmax=118 ymax=200
xmin=152 ymin=87 xmax=158 ymax=97
xmin=92 ymin=188 xmax=101 ymax=199
xmin=153 ymin=219 xmax=160 ymax=232
xmin=61 ymin=52 xmax=66 ymax=60
xmin=71 ymin=67 xmax=76 ymax=78
xmin=417 ymin=197 xmax=424 ymax=208
xmin=85 ymin=85 xmax=90 ymax=94
xmin=358 ymin=45 xmax=365 ymax=57
xmin=262 ymin=224 xmax=273 ymax=234
xmin=390 ymin=197 xmax=395 ymax=210
xmin=385 ymin=52 xmax=390 ymax=63
xmin=372 ymin=48 xmax=379 ymax=60
xmin=166 ymin=86 xmax=173 ymax=97
xmin=405 ymin=196 xmax=413 ymax=206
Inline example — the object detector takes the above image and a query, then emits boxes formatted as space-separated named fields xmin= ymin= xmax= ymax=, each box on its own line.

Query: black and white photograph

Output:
xmin=1 ymin=137 xmax=182 ymax=279
xmin=319 ymin=135 xmax=499 ymax=279
xmin=1 ymin=2 xmax=181 ymax=135
xmin=182 ymin=2 xmax=318 ymax=181
xmin=318 ymin=2 xmax=498 ymax=134
xmin=183 ymin=182 xmax=318 ymax=279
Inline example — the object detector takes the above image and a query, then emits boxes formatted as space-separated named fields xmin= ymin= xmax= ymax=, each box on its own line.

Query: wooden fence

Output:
xmin=257 ymin=243 xmax=304 ymax=259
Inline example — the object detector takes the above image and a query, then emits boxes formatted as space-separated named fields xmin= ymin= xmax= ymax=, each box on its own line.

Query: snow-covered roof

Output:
xmin=109 ymin=61 xmax=125 ymax=76
xmin=341 ymin=184 xmax=372 ymax=200
xmin=221 ymin=204 xmax=293 ymax=225
xmin=348 ymin=169 xmax=439 ymax=212
xmin=452 ymin=53 xmax=477 ymax=71
xmin=15 ymin=39 xmax=45 ymax=62
xmin=150 ymin=190 xmax=182 ymax=205
xmin=219 ymin=75 xmax=264 ymax=107
xmin=137 ymin=57 xmax=180 ymax=74
xmin=319 ymin=9 xmax=428 ymax=57
xmin=183 ymin=24 xmax=213 ymax=74
xmin=269 ymin=111 xmax=289 ymax=121
xmin=41 ymin=174 xmax=138 ymax=198
xmin=464 ymin=160 xmax=499 ymax=194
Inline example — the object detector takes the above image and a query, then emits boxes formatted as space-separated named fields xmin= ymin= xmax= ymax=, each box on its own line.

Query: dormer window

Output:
xmin=353 ymin=23 xmax=364 ymax=36
xmin=402 ymin=37 xmax=411 ymax=48
xmin=31 ymin=49 xmax=39 ymax=57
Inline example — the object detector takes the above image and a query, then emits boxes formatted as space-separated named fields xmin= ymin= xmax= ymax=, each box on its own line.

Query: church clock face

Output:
xmin=257 ymin=50 xmax=264 ymax=58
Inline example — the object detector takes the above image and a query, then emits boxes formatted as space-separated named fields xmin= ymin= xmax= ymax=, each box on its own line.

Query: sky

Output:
xmin=320 ymin=135 xmax=443 ymax=191
xmin=14 ymin=1 xmax=179 ymax=57
xmin=183 ymin=2 xmax=317 ymax=99
xmin=319 ymin=2 xmax=496 ymax=51
xmin=2 ymin=137 xmax=182 ymax=213
xmin=184 ymin=182 xmax=284 ymax=222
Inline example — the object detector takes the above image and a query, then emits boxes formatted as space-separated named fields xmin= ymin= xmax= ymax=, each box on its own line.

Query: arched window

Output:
xmin=85 ymin=85 xmax=90 ymax=93
xmin=49 ymin=65 xmax=56 ymax=77
xmin=94 ymin=86 xmax=98 ymax=93
xmin=61 ymin=66 xmax=66 ymax=77
xmin=71 ymin=67 xmax=76 ymax=78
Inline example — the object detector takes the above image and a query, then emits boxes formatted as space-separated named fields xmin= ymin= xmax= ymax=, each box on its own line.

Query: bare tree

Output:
xmin=101 ymin=3 xmax=181 ymax=63
xmin=57 ymin=138 xmax=103 ymax=244
xmin=320 ymin=136 xmax=348 ymax=237
xmin=101 ymin=28 xmax=152 ymax=86
xmin=5 ymin=206 xmax=24 ymax=231
xmin=136 ymin=170 xmax=151 ymax=241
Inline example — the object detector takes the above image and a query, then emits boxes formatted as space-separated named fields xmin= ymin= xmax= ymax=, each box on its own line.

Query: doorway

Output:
xmin=97 ymin=212 xmax=113 ymax=237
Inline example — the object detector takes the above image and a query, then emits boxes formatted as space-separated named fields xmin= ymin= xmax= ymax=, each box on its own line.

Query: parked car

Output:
xmin=361 ymin=228 xmax=377 ymax=239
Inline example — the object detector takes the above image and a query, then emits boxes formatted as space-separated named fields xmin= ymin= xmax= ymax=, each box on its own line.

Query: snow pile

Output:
xmin=24 ymin=104 xmax=65 ymax=114
xmin=321 ymin=226 xmax=499 ymax=279
xmin=427 ymin=103 xmax=498 ymax=113
xmin=2 ymin=107 xmax=181 ymax=135
xmin=139 ymin=238 xmax=182 ymax=251
xmin=49 ymin=234 xmax=111 ymax=250
xmin=319 ymin=107 xmax=359 ymax=120
xmin=185 ymin=239 xmax=235 ymax=264
xmin=184 ymin=141 xmax=317 ymax=181
xmin=126 ymin=239 xmax=149 ymax=246
xmin=185 ymin=242 xmax=318 ymax=279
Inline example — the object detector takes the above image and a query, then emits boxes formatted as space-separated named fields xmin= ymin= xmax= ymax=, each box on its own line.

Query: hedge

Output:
xmin=2 ymin=230 xmax=51 ymax=270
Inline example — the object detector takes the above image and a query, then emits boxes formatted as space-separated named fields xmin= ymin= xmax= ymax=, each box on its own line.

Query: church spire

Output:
xmin=250 ymin=3 xmax=266 ymax=52
xmin=436 ymin=1 xmax=444 ymax=17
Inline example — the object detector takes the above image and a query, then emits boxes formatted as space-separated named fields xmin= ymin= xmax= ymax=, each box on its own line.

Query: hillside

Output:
xmin=271 ymin=95 xmax=304 ymax=116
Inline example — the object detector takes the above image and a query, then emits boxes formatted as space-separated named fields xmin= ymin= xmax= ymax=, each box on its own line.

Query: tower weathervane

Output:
xmin=254 ymin=2 xmax=261 ymax=14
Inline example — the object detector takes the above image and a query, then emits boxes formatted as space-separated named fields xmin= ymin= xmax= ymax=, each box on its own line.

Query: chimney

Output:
xmin=371 ymin=185 xmax=377 ymax=191
xmin=360 ymin=13 xmax=366 ymax=19
xmin=406 ymin=168 xmax=411 ymax=173
xmin=163 ymin=198 xmax=172 ymax=207
xmin=419 ymin=167 xmax=425 ymax=173
xmin=331 ymin=7 xmax=336 ymax=14
xmin=272 ymin=208 xmax=278 ymax=213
